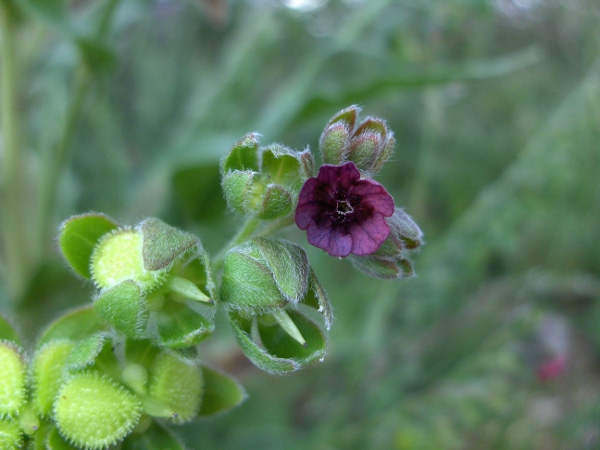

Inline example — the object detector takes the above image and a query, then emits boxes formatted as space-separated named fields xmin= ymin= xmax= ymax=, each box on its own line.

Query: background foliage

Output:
xmin=1 ymin=0 xmax=600 ymax=448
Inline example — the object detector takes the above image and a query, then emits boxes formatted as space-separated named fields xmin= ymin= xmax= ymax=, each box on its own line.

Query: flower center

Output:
xmin=328 ymin=190 xmax=360 ymax=223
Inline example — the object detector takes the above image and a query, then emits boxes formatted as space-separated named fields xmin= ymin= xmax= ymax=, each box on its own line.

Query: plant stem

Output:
xmin=36 ymin=0 xmax=122 ymax=252
xmin=1 ymin=3 xmax=31 ymax=301
xmin=212 ymin=217 xmax=261 ymax=271
xmin=36 ymin=66 xmax=90 ymax=251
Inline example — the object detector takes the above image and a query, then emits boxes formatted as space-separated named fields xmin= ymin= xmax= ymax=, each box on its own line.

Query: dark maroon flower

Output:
xmin=295 ymin=162 xmax=394 ymax=257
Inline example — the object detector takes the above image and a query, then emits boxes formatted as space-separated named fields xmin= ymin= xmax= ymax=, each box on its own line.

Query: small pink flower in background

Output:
xmin=295 ymin=161 xmax=394 ymax=257
xmin=536 ymin=356 xmax=567 ymax=382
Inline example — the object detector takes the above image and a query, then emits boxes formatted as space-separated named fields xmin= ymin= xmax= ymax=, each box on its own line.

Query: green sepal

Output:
xmin=0 ymin=341 xmax=26 ymax=418
xmin=222 ymin=170 xmax=256 ymax=214
xmin=175 ymin=252 xmax=217 ymax=302
xmin=65 ymin=332 xmax=109 ymax=371
xmin=198 ymin=366 xmax=246 ymax=417
xmin=94 ymin=281 xmax=147 ymax=338
xmin=220 ymin=250 xmax=286 ymax=312
xmin=121 ymin=422 xmax=186 ymax=450
xmin=0 ymin=418 xmax=22 ymax=449
xmin=221 ymin=132 xmax=260 ymax=173
xmin=300 ymin=269 xmax=334 ymax=331
xmin=37 ymin=307 xmax=105 ymax=349
xmin=58 ymin=213 xmax=119 ymax=279
xmin=220 ymin=238 xmax=311 ymax=312
xmin=150 ymin=301 xmax=215 ymax=348
xmin=261 ymin=144 xmax=307 ymax=192
xmin=0 ymin=314 xmax=21 ymax=345
xmin=227 ymin=311 xmax=296 ymax=374
xmin=252 ymin=238 xmax=309 ymax=304
xmin=228 ymin=310 xmax=326 ymax=375
xmin=351 ymin=254 xmax=414 ymax=279
xmin=258 ymin=309 xmax=326 ymax=364
xmin=32 ymin=340 xmax=74 ymax=417
xmin=140 ymin=218 xmax=199 ymax=271
xmin=255 ymin=183 xmax=292 ymax=220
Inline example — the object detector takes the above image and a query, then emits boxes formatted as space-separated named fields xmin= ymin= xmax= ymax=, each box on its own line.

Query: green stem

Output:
xmin=212 ymin=217 xmax=261 ymax=271
xmin=36 ymin=0 xmax=122 ymax=252
xmin=1 ymin=3 xmax=31 ymax=301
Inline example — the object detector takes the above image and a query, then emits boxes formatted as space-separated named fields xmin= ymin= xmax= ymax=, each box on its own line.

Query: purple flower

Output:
xmin=295 ymin=162 xmax=394 ymax=257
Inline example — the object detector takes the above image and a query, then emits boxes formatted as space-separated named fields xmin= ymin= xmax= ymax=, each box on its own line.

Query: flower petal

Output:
xmin=350 ymin=213 xmax=391 ymax=255
xmin=353 ymin=180 xmax=395 ymax=217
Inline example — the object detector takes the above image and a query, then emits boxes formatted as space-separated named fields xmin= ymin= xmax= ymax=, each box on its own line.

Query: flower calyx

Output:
xmin=220 ymin=238 xmax=333 ymax=374
xmin=221 ymin=133 xmax=314 ymax=220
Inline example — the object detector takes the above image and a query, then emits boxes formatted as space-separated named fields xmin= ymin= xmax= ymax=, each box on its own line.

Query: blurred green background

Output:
xmin=1 ymin=0 xmax=600 ymax=448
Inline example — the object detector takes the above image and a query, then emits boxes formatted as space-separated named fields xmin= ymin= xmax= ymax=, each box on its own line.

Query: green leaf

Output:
xmin=120 ymin=422 xmax=186 ymax=450
xmin=58 ymin=213 xmax=119 ymax=279
xmin=0 ymin=314 xmax=20 ymax=345
xmin=151 ymin=301 xmax=214 ymax=348
xmin=258 ymin=309 xmax=326 ymax=364
xmin=198 ymin=366 xmax=246 ymax=417
xmin=140 ymin=218 xmax=199 ymax=271
xmin=94 ymin=281 xmax=147 ymax=338
xmin=37 ymin=307 xmax=105 ymax=349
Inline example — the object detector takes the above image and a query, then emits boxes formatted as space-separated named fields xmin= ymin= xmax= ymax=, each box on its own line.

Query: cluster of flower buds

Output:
xmin=221 ymin=133 xmax=313 ymax=220
xmin=320 ymin=105 xmax=395 ymax=177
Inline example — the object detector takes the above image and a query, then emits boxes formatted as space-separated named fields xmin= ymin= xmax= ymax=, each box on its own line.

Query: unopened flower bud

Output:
xmin=0 ymin=341 xmax=26 ymax=418
xmin=347 ymin=117 xmax=395 ymax=176
xmin=350 ymin=208 xmax=423 ymax=279
xmin=319 ymin=105 xmax=359 ymax=165
xmin=220 ymin=238 xmax=310 ymax=312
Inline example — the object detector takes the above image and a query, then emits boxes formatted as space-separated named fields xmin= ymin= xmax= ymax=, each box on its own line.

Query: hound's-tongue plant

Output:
xmin=0 ymin=107 xmax=422 ymax=449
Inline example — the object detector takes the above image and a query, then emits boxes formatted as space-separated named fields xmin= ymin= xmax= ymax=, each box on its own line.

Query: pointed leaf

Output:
xmin=59 ymin=213 xmax=119 ymax=279
xmin=198 ymin=366 xmax=246 ymax=417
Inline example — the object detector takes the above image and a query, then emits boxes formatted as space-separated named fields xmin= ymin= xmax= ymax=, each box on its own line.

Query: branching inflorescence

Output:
xmin=0 ymin=106 xmax=423 ymax=449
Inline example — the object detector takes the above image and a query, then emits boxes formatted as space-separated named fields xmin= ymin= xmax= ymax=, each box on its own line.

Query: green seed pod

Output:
xmin=91 ymin=228 xmax=169 ymax=294
xmin=53 ymin=372 xmax=142 ymax=449
xmin=32 ymin=340 xmax=75 ymax=417
xmin=0 ymin=419 xmax=22 ymax=449
xmin=0 ymin=341 xmax=26 ymax=418
xmin=147 ymin=352 xmax=203 ymax=423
